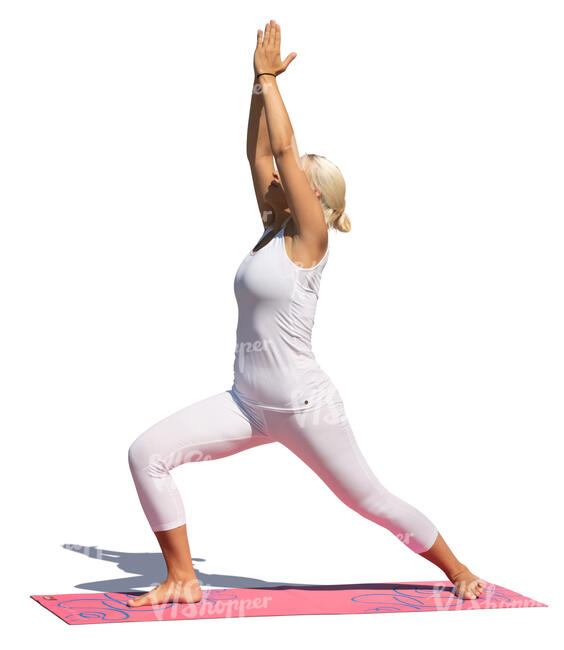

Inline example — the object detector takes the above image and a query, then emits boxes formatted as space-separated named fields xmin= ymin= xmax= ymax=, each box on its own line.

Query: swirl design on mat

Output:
xmin=350 ymin=583 xmax=524 ymax=613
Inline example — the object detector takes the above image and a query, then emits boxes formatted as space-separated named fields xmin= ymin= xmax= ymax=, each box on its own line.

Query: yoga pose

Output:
xmin=127 ymin=20 xmax=484 ymax=607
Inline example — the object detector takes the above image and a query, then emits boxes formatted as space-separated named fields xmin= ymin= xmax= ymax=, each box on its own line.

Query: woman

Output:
xmin=126 ymin=20 xmax=484 ymax=607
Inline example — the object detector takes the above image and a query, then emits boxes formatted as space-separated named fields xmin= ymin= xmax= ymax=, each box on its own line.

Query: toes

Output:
xmin=127 ymin=586 xmax=159 ymax=607
xmin=125 ymin=581 xmax=200 ymax=606
xmin=453 ymin=573 xmax=486 ymax=600
xmin=455 ymin=579 xmax=481 ymax=600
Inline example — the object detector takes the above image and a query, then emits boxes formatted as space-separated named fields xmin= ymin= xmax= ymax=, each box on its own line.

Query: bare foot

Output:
xmin=447 ymin=564 xmax=485 ymax=600
xmin=126 ymin=576 xmax=203 ymax=607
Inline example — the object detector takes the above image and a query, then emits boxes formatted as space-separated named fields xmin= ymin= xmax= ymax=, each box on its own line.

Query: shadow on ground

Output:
xmin=62 ymin=543 xmax=444 ymax=594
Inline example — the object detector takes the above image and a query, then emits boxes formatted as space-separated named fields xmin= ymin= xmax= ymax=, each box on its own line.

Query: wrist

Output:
xmin=255 ymin=71 xmax=277 ymax=81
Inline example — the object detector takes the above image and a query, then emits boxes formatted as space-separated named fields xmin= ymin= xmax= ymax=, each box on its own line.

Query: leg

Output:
xmin=419 ymin=532 xmax=484 ymax=599
xmin=127 ymin=389 xmax=272 ymax=605
xmin=262 ymin=401 xmax=438 ymax=553
xmin=262 ymin=400 xmax=483 ymax=598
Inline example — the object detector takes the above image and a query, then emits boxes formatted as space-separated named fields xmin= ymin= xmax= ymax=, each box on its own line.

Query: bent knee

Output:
xmin=128 ymin=438 xmax=146 ymax=472
xmin=128 ymin=435 xmax=164 ymax=475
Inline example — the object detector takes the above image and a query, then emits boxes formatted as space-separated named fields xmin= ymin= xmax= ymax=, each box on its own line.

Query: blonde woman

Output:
xmin=126 ymin=20 xmax=484 ymax=607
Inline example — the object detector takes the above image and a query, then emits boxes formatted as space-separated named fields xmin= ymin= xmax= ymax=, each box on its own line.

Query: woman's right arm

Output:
xmin=247 ymin=78 xmax=276 ymax=229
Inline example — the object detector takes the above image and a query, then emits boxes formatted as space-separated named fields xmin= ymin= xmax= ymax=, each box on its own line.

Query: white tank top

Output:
xmin=231 ymin=216 xmax=335 ymax=412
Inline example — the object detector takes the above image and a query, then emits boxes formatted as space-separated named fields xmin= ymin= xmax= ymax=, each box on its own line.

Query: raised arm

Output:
xmin=247 ymin=23 xmax=297 ymax=230
xmin=246 ymin=78 xmax=276 ymax=228
xmin=253 ymin=20 xmax=327 ymax=255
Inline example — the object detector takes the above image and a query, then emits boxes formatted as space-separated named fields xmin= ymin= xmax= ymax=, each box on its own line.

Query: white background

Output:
xmin=1 ymin=0 xmax=562 ymax=646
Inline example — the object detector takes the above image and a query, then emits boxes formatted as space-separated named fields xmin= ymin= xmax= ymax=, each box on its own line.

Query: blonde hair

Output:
xmin=301 ymin=153 xmax=351 ymax=232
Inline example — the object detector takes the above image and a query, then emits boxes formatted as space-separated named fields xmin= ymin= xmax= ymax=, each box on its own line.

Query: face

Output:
xmin=265 ymin=168 xmax=288 ymax=208
xmin=265 ymin=157 xmax=320 ymax=208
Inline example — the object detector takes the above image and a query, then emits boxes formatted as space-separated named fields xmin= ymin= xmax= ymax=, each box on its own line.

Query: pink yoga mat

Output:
xmin=30 ymin=581 xmax=546 ymax=625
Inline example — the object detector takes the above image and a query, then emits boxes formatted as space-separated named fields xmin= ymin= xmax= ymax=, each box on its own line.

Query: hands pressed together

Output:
xmin=254 ymin=19 xmax=297 ymax=79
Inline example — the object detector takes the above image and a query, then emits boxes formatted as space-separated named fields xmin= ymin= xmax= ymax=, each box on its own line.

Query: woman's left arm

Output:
xmin=255 ymin=22 xmax=327 ymax=253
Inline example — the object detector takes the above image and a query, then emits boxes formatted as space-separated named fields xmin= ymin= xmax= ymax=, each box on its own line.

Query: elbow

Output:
xmin=272 ymin=142 xmax=294 ymax=160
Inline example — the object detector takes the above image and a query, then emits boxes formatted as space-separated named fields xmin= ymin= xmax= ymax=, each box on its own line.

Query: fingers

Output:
xmin=264 ymin=20 xmax=272 ymax=48
xmin=259 ymin=19 xmax=285 ymax=56
xmin=282 ymin=52 xmax=297 ymax=70
xmin=265 ymin=19 xmax=277 ymax=50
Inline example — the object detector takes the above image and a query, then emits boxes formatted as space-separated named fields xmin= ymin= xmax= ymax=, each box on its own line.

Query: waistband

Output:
xmin=230 ymin=381 xmax=341 ymax=414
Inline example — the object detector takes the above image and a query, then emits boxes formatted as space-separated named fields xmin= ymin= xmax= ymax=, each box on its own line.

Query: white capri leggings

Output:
xmin=128 ymin=389 xmax=439 ymax=554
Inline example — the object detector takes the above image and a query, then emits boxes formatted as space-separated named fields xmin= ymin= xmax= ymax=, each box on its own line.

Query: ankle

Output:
xmin=167 ymin=570 xmax=199 ymax=585
xmin=447 ymin=562 xmax=469 ymax=580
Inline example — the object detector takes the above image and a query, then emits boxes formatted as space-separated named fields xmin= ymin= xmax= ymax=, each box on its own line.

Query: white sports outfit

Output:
xmin=128 ymin=217 xmax=439 ymax=553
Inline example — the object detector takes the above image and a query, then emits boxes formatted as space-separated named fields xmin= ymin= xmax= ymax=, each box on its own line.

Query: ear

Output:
xmin=314 ymin=187 xmax=321 ymax=199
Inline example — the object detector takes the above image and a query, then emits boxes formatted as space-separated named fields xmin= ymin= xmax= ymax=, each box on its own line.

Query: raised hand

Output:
xmin=254 ymin=19 xmax=297 ymax=78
